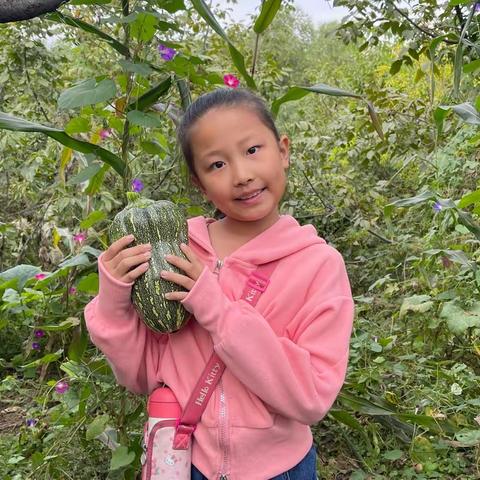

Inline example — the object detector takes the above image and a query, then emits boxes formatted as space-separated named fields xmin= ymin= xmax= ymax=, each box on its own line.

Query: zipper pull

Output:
xmin=213 ymin=259 xmax=223 ymax=275
xmin=219 ymin=476 xmax=229 ymax=480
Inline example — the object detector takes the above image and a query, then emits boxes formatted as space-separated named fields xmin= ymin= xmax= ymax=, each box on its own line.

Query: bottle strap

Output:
xmin=173 ymin=260 xmax=279 ymax=450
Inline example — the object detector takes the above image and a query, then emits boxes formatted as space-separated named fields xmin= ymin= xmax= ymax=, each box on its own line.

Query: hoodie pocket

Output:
xmin=201 ymin=370 xmax=275 ymax=429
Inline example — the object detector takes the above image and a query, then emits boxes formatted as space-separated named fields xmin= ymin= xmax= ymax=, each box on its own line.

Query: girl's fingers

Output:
xmin=113 ymin=251 xmax=152 ymax=276
xmin=165 ymin=254 xmax=191 ymax=274
xmin=165 ymin=291 xmax=188 ymax=302
xmin=103 ymin=235 xmax=135 ymax=261
xmin=121 ymin=261 xmax=150 ymax=283
xmin=160 ymin=270 xmax=195 ymax=291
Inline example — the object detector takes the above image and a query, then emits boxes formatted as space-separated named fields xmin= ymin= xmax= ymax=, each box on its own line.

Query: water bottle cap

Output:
xmin=148 ymin=387 xmax=181 ymax=418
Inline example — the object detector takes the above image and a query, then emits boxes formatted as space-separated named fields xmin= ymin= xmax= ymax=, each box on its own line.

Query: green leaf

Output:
xmin=85 ymin=164 xmax=110 ymax=196
xmin=329 ymin=409 xmax=364 ymax=432
xmin=424 ymin=249 xmax=474 ymax=270
xmin=384 ymin=190 xmax=435 ymax=217
xmin=389 ymin=59 xmax=403 ymax=75
xmin=58 ymin=79 xmax=117 ymax=110
xmin=399 ymin=295 xmax=434 ymax=318
xmin=110 ymin=445 xmax=135 ymax=470
xmin=141 ymin=140 xmax=166 ymax=155
xmin=68 ymin=164 xmax=102 ymax=185
xmin=433 ymin=106 xmax=449 ymax=137
xmin=463 ymin=59 xmax=480 ymax=74
xmin=65 ymin=116 xmax=91 ymax=135
xmin=119 ymin=59 xmax=154 ymax=76
xmin=68 ymin=325 xmax=89 ymax=362
xmin=271 ymin=84 xmax=383 ymax=139
xmin=77 ymin=273 xmax=99 ymax=294
xmin=58 ymin=253 xmax=91 ymax=269
xmin=440 ymin=301 xmax=480 ymax=334
xmin=459 ymin=189 xmax=480 ymax=209
xmin=190 ymin=0 xmax=256 ymax=89
xmin=449 ymin=103 xmax=480 ymax=125
xmin=22 ymin=350 xmax=63 ymax=369
xmin=127 ymin=76 xmax=172 ymax=112
xmin=160 ymin=0 xmax=186 ymax=13
xmin=383 ymin=450 xmax=403 ymax=461
xmin=86 ymin=415 xmax=110 ymax=441
xmin=45 ymin=12 xmax=129 ymax=56
xmin=338 ymin=392 xmax=457 ymax=434
xmin=0 ymin=112 xmax=125 ymax=176
xmin=127 ymin=110 xmax=162 ymax=128
xmin=454 ymin=429 xmax=480 ymax=447
xmin=80 ymin=211 xmax=107 ymax=230
xmin=130 ymin=12 xmax=158 ymax=42
xmin=254 ymin=0 xmax=282 ymax=34
xmin=0 ymin=265 xmax=40 ymax=291
xmin=449 ymin=0 xmax=471 ymax=5
xmin=41 ymin=317 xmax=81 ymax=332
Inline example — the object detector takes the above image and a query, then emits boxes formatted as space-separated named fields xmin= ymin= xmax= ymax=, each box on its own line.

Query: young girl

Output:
xmin=85 ymin=88 xmax=354 ymax=480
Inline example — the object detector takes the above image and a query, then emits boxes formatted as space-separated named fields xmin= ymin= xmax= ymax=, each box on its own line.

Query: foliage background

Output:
xmin=0 ymin=0 xmax=479 ymax=478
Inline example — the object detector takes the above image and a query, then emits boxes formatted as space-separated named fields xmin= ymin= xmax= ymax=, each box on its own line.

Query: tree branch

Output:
xmin=390 ymin=1 xmax=456 ymax=45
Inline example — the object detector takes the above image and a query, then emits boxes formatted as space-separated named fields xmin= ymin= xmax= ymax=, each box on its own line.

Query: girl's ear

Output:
xmin=279 ymin=135 xmax=290 ymax=169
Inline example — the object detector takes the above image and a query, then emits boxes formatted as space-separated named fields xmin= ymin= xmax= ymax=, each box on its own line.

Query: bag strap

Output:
xmin=173 ymin=259 xmax=280 ymax=450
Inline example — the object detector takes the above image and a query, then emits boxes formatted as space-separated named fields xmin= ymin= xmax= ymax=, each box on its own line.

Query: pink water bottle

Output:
xmin=148 ymin=387 xmax=182 ymax=426
xmin=142 ymin=387 xmax=191 ymax=480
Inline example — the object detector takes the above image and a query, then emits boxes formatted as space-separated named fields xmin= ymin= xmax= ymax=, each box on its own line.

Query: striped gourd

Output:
xmin=109 ymin=193 xmax=190 ymax=333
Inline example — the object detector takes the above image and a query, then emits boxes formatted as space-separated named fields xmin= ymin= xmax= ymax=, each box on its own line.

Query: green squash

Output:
xmin=109 ymin=193 xmax=190 ymax=333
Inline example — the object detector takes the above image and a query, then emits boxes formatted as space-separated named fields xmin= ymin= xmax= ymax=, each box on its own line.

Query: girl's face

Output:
xmin=189 ymin=106 xmax=290 ymax=228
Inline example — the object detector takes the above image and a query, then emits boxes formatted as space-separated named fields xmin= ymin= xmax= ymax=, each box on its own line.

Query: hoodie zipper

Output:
xmin=213 ymin=258 xmax=224 ymax=275
xmin=217 ymin=379 xmax=230 ymax=479
xmin=212 ymin=257 xmax=229 ymax=478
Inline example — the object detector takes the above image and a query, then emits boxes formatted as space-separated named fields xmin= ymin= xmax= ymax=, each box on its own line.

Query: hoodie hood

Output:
xmin=187 ymin=215 xmax=326 ymax=266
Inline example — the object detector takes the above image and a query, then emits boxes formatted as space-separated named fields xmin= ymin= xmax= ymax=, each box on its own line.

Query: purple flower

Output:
xmin=73 ymin=232 xmax=87 ymax=243
xmin=26 ymin=418 xmax=38 ymax=428
xmin=223 ymin=74 xmax=240 ymax=88
xmin=432 ymin=201 xmax=443 ymax=213
xmin=32 ymin=342 xmax=41 ymax=351
xmin=131 ymin=178 xmax=144 ymax=193
xmin=54 ymin=381 xmax=69 ymax=394
xmin=99 ymin=128 xmax=112 ymax=140
xmin=34 ymin=329 xmax=45 ymax=338
xmin=158 ymin=45 xmax=176 ymax=61
xmin=69 ymin=286 xmax=77 ymax=295
xmin=475 ymin=2 xmax=480 ymax=13
xmin=35 ymin=273 xmax=47 ymax=280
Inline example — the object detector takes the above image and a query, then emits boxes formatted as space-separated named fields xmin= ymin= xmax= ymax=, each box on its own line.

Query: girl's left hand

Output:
xmin=161 ymin=243 xmax=205 ymax=302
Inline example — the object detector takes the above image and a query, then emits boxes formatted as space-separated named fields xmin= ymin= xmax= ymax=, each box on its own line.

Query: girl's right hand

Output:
xmin=102 ymin=235 xmax=152 ymax=283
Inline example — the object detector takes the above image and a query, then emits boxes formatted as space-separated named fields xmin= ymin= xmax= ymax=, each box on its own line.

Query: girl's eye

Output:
xmin=247 ymin=146 xmax=259 ymax=155
xmin=210 ymin=161 xmax=224 ymax=170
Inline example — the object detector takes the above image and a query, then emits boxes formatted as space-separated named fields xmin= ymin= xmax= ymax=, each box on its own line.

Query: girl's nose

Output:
xmin=231 ymin=161 xmax=253 ymax=186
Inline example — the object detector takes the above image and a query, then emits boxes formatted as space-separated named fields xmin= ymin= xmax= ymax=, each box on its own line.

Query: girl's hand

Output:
xmin=102 ymin=235 xmax=152 ymax=283
xmin=161 ymin=243 xmax=204 ymax=302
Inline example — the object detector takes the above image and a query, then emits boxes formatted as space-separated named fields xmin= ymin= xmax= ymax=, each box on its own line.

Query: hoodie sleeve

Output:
xmin=84 ymin=252 xmax=167 ymax=394
xmin=181 ymin=245 xmax=354 ymax=425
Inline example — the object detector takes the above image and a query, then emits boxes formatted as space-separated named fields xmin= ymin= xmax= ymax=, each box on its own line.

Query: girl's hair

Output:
xmin=177 ymin=88 xmax=281 ymax=219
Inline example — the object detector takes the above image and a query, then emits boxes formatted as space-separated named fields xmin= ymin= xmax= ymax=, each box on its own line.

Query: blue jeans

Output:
xmin=191 ymin=443 xmax=317 ymax=479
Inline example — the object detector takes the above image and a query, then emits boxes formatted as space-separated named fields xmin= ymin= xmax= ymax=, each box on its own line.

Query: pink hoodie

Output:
xmin=85 ymin=215 xmax=354 ymax=480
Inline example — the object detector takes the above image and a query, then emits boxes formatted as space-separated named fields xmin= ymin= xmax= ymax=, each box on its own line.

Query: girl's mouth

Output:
xmin=235 ymin=187 xmax=266 ymax=204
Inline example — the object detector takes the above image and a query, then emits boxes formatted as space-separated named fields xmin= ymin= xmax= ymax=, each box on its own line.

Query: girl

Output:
xmin=85 ymin=88 xmax=354 ymax=480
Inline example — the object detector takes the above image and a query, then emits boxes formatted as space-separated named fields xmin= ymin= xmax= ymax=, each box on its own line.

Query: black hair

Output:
xmin=177 ymin=88 xmax=281 ymax=219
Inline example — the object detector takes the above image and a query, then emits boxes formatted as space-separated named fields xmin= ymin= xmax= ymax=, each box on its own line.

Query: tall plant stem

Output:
xmin=251 ymin=33 xmax=260 ymax=77
xmin=121 ymin=0 xmax=133 ymax=201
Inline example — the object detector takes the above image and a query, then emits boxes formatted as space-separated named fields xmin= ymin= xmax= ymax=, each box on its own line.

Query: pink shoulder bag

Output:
xmin=141 ymin=260 xmax=279 ymax=480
